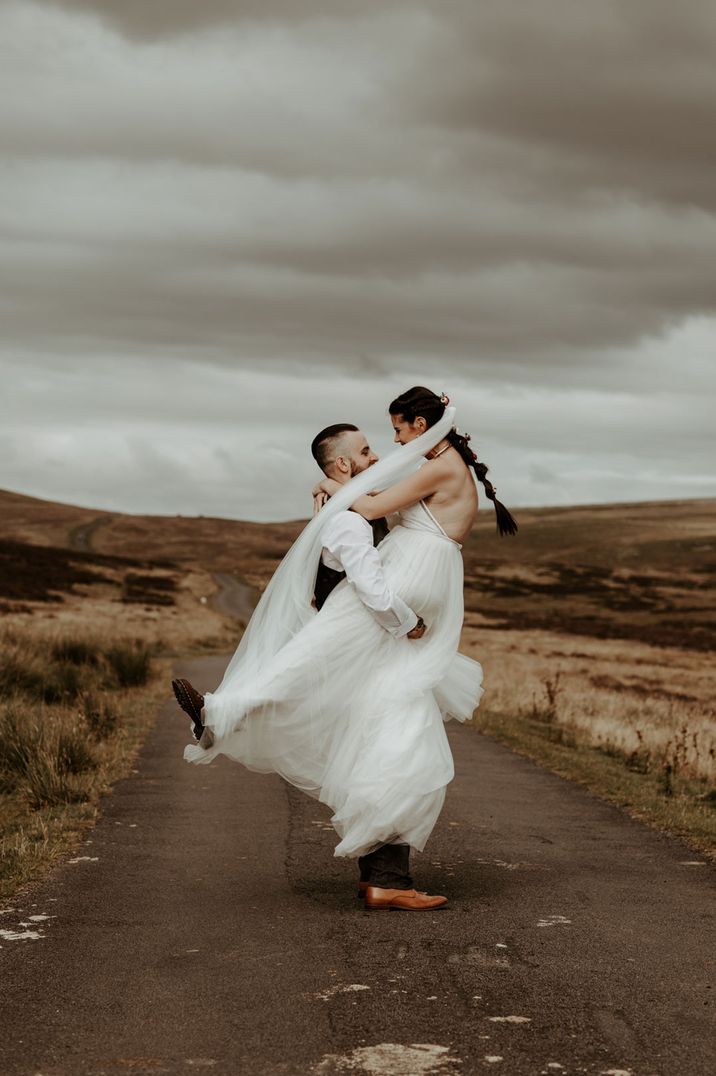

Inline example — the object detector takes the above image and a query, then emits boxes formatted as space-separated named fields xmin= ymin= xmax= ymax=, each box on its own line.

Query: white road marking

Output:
xmin=315 ymin=983 xmax=370 ymax=1002
xmin=315 ymin=1043 xmax=459 ymax=1074
xmin=476 ymin=857 xmax=537 ymax=871
xmin=0 ymin=928 xmax=44 ymax=941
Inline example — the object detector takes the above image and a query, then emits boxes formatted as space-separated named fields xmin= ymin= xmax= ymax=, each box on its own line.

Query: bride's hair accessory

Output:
xmin=389 ymin=385 xmax=518 ymax=537
xmin=440 ymin=393 xmax=450 ymax=405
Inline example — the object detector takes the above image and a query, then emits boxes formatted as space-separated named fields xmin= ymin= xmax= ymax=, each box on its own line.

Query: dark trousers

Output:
xmin=358 ymin=843 xmax=413 ymax=890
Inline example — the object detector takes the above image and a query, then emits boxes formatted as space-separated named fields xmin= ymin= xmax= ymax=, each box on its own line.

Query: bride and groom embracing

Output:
xmin=172 ymin=386 xmax=517 ymax=910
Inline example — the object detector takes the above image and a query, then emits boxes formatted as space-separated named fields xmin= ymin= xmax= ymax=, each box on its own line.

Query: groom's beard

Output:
xmin=350 ymin=459 xmax=374 ymax=477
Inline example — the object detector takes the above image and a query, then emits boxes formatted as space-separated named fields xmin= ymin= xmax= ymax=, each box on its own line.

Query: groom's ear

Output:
xmin=333 ymin=454 xmax=351 ymax=476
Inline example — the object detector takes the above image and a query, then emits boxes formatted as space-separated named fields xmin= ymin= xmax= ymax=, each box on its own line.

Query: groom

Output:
xmin=311 ymin=423 xmax=419 ymax=631
xmin=309 ymin=423 xmax=448 ymax=911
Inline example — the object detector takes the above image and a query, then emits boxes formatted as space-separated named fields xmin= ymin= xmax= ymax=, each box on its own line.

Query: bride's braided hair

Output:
xmin=388 ymin=386 xmax=518 ymax=537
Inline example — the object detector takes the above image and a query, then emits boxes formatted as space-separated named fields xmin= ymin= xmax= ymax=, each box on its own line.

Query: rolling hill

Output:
xmin=1 ymin=488 xmax=714 ymax=651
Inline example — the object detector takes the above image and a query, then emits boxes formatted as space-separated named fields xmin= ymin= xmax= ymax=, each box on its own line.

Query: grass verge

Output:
xmin=0 ymin=627 xmax=172 ymax=900
xmin=471 ymin=706 xmax=716 ymax=859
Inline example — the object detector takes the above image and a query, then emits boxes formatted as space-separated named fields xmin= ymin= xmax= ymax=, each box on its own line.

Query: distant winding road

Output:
xmin=67 ymin=517 xmax=258 ymax=622
xmin=209 ymin=571 xmax=258 ymax=623
xmin=68 ymin=515 xmax=115 ymax=553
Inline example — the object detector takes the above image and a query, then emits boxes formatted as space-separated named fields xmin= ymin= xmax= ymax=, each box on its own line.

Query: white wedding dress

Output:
xmin=185 ymin=497 xmax=484 ymax=859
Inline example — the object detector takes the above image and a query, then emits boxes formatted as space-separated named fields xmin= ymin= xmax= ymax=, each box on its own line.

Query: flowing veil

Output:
xmin=213 ymin=406 xmax=457 ymax=698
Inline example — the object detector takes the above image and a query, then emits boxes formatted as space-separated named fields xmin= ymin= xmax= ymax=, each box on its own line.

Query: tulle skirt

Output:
xmin=185 ymin=522 xmax=484 ymax=857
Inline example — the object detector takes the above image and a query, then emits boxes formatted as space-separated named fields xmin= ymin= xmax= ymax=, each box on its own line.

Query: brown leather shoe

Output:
xmin=364 ymin=886 xmax=448 ymax=911
xmin=171 ymin=678 xmax=205 ymax=741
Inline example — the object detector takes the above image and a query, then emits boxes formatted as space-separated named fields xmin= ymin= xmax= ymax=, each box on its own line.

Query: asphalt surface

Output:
xmin=1 ymin=653 xmax=714 ymax=1076
xmin=209 ymin=573 xmax=258 ymax=624
xmin=68 ymin=515 xmax=115 ymax=553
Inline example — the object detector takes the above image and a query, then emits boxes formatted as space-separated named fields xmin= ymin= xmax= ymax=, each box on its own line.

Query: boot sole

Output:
xmin=365 ymin=902 xmax=448 ymax=911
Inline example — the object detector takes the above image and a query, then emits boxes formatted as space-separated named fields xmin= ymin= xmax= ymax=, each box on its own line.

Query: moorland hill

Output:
xmin=1 ymin=488 xmax=714 ymax=651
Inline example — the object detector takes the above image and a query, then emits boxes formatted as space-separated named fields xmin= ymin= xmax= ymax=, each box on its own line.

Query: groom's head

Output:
xmin=311 ymin=424 xmax=378 ymax=483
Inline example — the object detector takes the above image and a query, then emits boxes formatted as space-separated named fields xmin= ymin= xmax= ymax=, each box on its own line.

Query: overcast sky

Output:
xmin=2 ymin=0 xmax=715 ymax=521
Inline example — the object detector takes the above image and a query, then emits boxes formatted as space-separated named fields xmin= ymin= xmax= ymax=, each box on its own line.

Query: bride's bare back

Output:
xmin=344 ymin=446 xmax=479 ymax=547
xmin=421 ymin=447 xmax=478 ymax=545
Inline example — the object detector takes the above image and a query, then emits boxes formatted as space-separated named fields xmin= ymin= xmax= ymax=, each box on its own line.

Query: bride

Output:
xmin=177 ymin=386 xmax=516 ymax=906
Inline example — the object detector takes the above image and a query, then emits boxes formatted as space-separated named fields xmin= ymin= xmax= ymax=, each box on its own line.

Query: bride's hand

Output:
xmin=312 ymin=477 xmax=340 ymax=498
xmin=312 ymin=477 xmax=340 ymax=515
xmin=313 ymin=491 xmax=329 ymax=515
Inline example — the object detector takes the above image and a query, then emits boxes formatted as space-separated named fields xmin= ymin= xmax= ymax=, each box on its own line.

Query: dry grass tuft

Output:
xmin=50 ymin=637 xmax=102 ymax=666
xmin=0 ymin=705 xmax=99 ymax=808
xmin=104 ymin=641 xmax=152 ymax=688
xmin=0 ymin=628 xmax=152 ymax=701
xmin=81 ymin=693 xmax=118 ymax=739
xmin=0 ymin=623 xmax=169 ymax=897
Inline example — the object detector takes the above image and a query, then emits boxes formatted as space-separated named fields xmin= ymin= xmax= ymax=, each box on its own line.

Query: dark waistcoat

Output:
xmin=314 ymin=515 xmax=389 ymax=611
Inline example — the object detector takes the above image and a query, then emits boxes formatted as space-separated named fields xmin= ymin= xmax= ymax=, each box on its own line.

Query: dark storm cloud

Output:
xmin=2 ymin=173 xmax=714 ymax=374
xmin=3 ymin=0 xmax=715 ymax=376
xmin=39 ymin=0 xmax=401 ymax=39
xmin=400 ymin=1 xmax=716 ymax=212
xmin=2 ymin=0 xmax=715 ymax=517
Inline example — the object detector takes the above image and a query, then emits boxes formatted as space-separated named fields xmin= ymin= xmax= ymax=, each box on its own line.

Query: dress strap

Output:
xmin=419 ymin=501 xmax=462 ymax=548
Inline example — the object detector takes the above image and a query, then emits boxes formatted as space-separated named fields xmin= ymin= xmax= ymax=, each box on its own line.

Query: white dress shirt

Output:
xmin=320 ymin=511 xmax=418 ymax=638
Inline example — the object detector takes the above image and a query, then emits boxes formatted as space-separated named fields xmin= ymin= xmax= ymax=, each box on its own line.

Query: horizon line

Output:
xmin=1 ymin=484 xmax=714 ymax=527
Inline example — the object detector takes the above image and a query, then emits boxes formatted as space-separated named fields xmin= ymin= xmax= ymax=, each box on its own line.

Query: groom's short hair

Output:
xmin=311 ymin=423 xmax=359 ymax=473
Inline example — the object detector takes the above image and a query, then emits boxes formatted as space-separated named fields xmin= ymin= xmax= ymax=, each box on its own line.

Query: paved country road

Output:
xmin=1 ymin=654 xmax=714 ymax=1076
xmin=209 ymin=572 xmax=258 ymax=624
xmin=68 ymin=515 xmax=115 ymax=553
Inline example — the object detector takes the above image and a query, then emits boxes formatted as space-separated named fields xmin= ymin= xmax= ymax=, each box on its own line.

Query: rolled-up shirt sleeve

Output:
xmin=321 ymin=513 xmax=418 ymax=637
